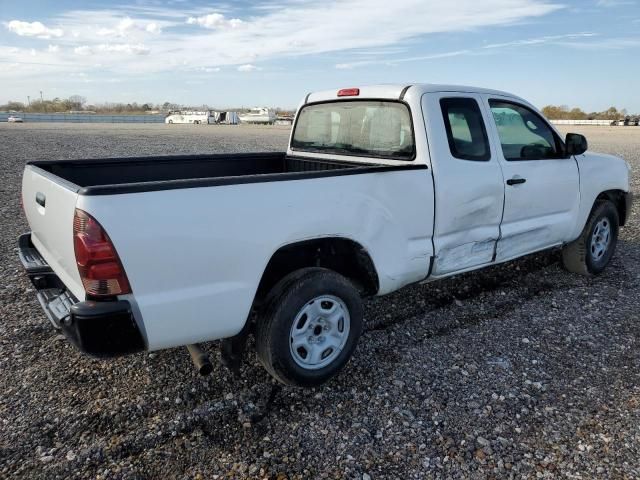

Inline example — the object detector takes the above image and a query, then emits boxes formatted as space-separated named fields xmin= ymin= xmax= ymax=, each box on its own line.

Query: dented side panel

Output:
xmin=421 ymin=92 xmax=505 ymax=276
xmin=434 ymin=239 xmax=496 ymax=274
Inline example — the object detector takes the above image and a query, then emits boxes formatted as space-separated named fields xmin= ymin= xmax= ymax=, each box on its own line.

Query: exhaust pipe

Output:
xmin=186 ymin=344 xmax=213 ymax=376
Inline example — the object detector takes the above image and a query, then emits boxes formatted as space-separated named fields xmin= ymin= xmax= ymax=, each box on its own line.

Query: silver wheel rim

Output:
xmin=590 ymin=218 xmax=611 ymax=262
xmin=289 ymin=295 xmax=350 ymax=370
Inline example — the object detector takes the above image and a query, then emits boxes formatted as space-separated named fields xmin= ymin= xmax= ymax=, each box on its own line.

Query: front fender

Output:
xmin=570 ymin=152 xmax=631 ymax=240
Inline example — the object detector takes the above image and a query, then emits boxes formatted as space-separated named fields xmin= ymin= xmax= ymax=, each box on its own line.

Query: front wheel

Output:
xmin=255 ymin=268 xmax=363 ymax=387
xmin=562 ymin=200 xmax=619 ymax=275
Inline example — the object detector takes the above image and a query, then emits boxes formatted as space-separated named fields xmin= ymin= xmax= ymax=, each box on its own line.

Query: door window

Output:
xmin=489 ymin=100 xmax=564 ymax=161
xmin=440 ymin=98 xmax=490 ymax=161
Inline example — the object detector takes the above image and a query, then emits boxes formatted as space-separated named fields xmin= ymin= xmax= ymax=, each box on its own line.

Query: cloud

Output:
xmin=237 ymin=64 xmax=259 ymax=72
xmin=186 ymin=13 xmax=244 ymax=29
xmin=334 ymin=33 xmax=598 ymax=69
xmin=99 ymin=43 xmax=150 ymax=55
xmin=336 ymin=59 xmax=387 ymax=69
xmin=349 ymin=47 xmax=409 ymax=56
xmin=6 ymin=20 xmax=63 ymax=39
xmin=74 ymin=44 xmax=151 ymax=56
xmin=482 ymin=32 xmax=596 ymax=49
xmin=47 ymin=45 xmax=60 ymax=53
xmin=69 ymin=72 xmax=91 ymax=82
xmin=97 ymin=17 xmax=135 ymax=37
xmin=74 ymin=46 xmax=92 ymax=56
xmin=336 ymin=49 xmax=472 ymax=69
xmin=2 ymin=0 xmax=565 ymax=78
xmin=200 ymin=66 xmax=221 ymax=72
xmin=146 ymin=22 xmax=162 ymax=34
xmin=556 ymin=36 xmax=640 ymax=49
xmin=596 ymin=0 xmax=634 ymax=6
xmin=95 ymin=16 xmax=164 ymax=37
xmin=172 ymin=0 xmax=563 ymax=70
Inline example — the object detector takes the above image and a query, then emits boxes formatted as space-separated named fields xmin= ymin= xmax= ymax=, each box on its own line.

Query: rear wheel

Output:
xmin=562 ymin=200 xmax=619 ymax=275
xmin=255 ymin=268 xmax=363 ymax=387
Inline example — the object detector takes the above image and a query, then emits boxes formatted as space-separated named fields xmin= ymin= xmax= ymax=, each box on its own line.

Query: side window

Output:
xmin=489 ymin=100 xmax=564 ymax=161
xmin=440 ymin=97 xmax=491 ymax=161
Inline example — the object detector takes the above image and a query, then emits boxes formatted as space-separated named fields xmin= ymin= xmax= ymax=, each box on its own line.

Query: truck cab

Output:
xmin=291 ymin=84 xmax=631 ymax=277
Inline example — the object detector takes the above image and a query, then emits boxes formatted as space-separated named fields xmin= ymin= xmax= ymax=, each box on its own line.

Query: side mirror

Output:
xmin=566 ymin=133 xmax=588 ymax=156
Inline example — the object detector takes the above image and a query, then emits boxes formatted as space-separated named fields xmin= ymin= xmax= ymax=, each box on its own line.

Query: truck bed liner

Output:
xmin=28 ymin=152 xmax=423 ymax=196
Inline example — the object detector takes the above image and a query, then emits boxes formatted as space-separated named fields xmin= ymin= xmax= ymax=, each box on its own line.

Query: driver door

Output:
xmin=481 ymin=95 xmax=580 ymax=262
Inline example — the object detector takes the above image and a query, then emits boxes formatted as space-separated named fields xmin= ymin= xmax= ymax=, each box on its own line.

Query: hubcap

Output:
xmin=289 ymin=295 xmax=350 ymax=370
xmin=590 ymin=218 xmax=611 ymax=262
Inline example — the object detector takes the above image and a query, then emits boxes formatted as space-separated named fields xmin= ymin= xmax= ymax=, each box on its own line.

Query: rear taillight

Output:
xmin=73 ymin=209 xmax=131 ymax=298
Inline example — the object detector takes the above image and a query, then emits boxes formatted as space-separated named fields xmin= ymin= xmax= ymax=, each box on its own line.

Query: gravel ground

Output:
xmin=0 ymin=123 xmax=639 ymax=479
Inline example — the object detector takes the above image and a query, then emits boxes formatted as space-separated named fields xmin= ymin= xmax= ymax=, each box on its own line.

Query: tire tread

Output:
xmin=255 ymin=268 xmax=362 ymax=387
xmin=562 ymin=200 xmax=619 ymax=276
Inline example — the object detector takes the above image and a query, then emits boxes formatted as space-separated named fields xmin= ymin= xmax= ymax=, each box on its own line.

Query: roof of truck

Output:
xmin=305 ymin=84 xmax=525 ymax=104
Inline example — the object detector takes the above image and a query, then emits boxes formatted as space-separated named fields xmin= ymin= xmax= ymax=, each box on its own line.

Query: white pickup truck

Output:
xmin=20 ymin=84 xmax=632 ymax=387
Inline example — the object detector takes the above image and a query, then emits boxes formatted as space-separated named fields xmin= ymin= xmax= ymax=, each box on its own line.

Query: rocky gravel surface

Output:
xmin=0 ymin=123 xmax=639 ymax=479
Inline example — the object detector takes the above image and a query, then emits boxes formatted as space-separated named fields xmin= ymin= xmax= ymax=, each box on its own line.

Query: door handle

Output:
xmin=35 ymin=192 xmax=46 ymax=207
xmin=506 ymin=177 xmax=526 ymax=186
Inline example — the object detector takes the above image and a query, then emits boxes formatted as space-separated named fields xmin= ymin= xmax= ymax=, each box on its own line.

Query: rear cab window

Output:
xmin=440 ymin=97 xmax=490 ymax=161
xmin=290 ymin=100 xmax=415 ymax=160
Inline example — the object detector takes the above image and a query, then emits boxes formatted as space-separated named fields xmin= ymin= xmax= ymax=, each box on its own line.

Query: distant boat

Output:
xmin=238 ymin=107 xmax=276 ymax=124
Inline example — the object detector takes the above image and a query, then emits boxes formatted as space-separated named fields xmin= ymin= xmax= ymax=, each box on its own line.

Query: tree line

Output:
xmin=1 ymin=96 xmax=161 ymax=114
xmin=1 ymin=95 xmax=634 ymax=120
xmin=1 ymin=96 xmax=293 ymax=115
xmin=541 ymin=105 xmax=635 ymax=120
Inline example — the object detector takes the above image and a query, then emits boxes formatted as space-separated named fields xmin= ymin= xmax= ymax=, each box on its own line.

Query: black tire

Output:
xmin=168 ymin=120 xmax=173 ymax=124
xmin=255 ymin=268 xmax=363 ymax=387
xmin=562 ymin=200 xmax=619 ymax=275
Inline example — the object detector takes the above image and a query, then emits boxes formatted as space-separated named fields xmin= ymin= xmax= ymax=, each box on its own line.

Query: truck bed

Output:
xmin=28 ymin=153 xmax=410 ymax=196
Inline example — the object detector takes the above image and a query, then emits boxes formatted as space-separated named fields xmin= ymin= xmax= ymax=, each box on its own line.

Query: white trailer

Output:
xmin=165 ymin=111 xmax=211 ymax=125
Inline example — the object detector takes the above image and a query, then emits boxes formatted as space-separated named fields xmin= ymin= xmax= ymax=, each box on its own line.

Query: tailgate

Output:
xmin=22 ymin=165 xmax=85 ymax=300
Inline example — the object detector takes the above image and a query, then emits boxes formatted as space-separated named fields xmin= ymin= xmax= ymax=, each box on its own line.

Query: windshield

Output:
xmin=291 ymin=100 xmax=415 ymax=160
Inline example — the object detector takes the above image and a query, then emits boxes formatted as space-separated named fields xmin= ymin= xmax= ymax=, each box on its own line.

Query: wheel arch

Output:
xmin=253 ymin=237 xmax=379 ymax=306
xmin=595 ymin=189 xmax=629 ymax=226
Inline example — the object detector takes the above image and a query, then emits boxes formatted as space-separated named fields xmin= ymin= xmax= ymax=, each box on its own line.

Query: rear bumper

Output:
xmin=18 ymin=232 xmax=145 ymax=357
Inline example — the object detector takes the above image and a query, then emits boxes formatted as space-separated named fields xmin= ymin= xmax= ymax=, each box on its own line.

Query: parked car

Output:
xmin=19 ymin=84 xmax=633 ymax=387
xmin=630 ymin=118 xmax=640 ymax=126
xmin=7 ymin=115 xmax=23 ymax=123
